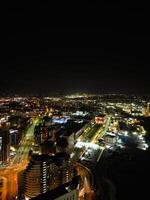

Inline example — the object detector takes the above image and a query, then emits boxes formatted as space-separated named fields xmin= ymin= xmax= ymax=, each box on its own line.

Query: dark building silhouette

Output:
xmin=0 ymin=127 xmax=10 ymax=164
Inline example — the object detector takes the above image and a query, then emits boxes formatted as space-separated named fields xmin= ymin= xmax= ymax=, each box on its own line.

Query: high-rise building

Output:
xmin=24 ymin=153 xmax=74 ymax=199
xmin=9 ymin=129 xmax=20 ymax=146
xmin=0 ymin=128 xmax=10 ymax=164
xmin=24 ymin=154 xmax=52 ymax=199
xmin=34 ymin=124 xmax=58 ymax=145
xmin=30 ymin=176 xmax=79 ymax=200
xmin=51 ymin=153 xmax=74 ymax=188
xmin=147 ymin=103 xmax=150 ymax=116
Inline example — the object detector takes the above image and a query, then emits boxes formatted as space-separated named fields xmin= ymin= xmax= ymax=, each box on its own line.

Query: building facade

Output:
xmin=24 ymin=155 xmax=52 ymax=199
xmin=24 ymin=153 xmax=74 ymax=199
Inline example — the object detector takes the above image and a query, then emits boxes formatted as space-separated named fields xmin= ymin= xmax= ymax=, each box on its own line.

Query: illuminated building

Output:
xmin=40 ymin=126 xmax=49 ymax=143
xmin=104 ymin=133 xmax=117 ymax=145
xmin=53 ymin=153 xmax=74 ymax=185
xmin=34 ymin=125 xmax=48 ymax=144
xmin=24 ymin=154 xmax=52 ymax=199
xmin=147 ymin=103 xmax=150 ymax=116
xmin=24 ymin=153 xmax=74 ymax=199
xmin=0 ymin=128 xmax=10 ymax=164
xmin=52 ymin=116 xmax=69 ymax=124
xmin=34 ymin=124 xmax=58 ymax=144
xmin=31 ymin=144 xmax=40 ymax=155
xmin=49 ymin=153 xmax=74 ymax=189
xmin=9 ymin=129 xmax=19 ymax=146
xmin=31 ymin=176 xmax=79 ymax=200
xmin=95 ymin=114 xmax=105 ymax=124
xmin=72 ymin=110 xmax=88 ymax=116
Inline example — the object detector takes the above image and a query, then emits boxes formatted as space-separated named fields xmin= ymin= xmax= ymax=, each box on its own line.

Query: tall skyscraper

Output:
xmin=24 ymin=154 xmax=51 ymax=199
xmin=24 ymin=153 xmax=74 ymax=199
xmin=0 ymin=128 xmax=10 ymax=164
xmin=30 ymin=176 xmax=79 ymax=200
xmin=147 ymin=102 xmax=150 ymax=116
xmin=51 ymin=153 xmax=74 ymax=188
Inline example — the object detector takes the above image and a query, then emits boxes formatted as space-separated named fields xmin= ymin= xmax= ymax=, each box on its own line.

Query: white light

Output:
xmin=124 ymin=132 xmax=128 ymax=136
xmin=133 ymin=132 xmax=137 ymax=135
xmin=139 ymin=135 xmax=143 ymax=139
xmin=105 ymin=144 xmax=111 ymax=149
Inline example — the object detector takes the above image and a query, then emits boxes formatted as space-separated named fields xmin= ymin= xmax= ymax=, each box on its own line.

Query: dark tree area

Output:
xmin=140 ymin=117 xmax=150 ymax=143
xmin=95 ymin=148 xmax=150 ymax=200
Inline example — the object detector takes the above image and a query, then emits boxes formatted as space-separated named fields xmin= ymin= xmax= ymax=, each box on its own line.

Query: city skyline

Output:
xmin=0 ymin=94 xmax=150 ymax=199
xmin=0 ymin=2 xmax=150 ymax=200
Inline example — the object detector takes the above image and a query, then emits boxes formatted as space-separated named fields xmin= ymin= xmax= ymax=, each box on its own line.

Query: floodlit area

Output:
xmin=75 ymin=141 xmax=99 ymax=150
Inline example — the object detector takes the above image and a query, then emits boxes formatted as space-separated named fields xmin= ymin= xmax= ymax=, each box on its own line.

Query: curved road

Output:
xmin=76 ymin=163 xmax=94 ymax=200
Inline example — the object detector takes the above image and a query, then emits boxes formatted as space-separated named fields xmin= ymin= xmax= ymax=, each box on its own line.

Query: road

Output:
xmin=72 ymin=116 xmax=111 ymax=162
xmin=75 ymin=119 xmax=95 ymax=139
xmin=0 ymin=115 xmax=110 ymax=200
xmin=72 ymin=115 xmax=111 ymax=199
xmin=0 ymin=118 xmax=39 ymax=200
xmin=76 ymin=163 xmax=94 ymax=200
xmin=0 ymin=177 xmax=7 ymax=200
xmin=11 ymin=119 xmax=37 ymax=165
xmin=92 ymin=116 xmax=111 ymax=143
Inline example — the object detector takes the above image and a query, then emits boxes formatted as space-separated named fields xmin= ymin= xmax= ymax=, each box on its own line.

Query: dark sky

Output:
xmin=0 ymin=2 xmax=150 ymax=95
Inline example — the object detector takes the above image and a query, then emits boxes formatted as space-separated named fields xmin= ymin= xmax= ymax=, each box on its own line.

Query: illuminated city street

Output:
xmin=0 ymin=94 xmax=150 ymax=200
xmin=1 ymin=2 xmax=150 ymax=199
xmin=71 ymin=116 xmax=111 ymax=200
xmin=72 ymin=116 xmax=111 ymax=163
xmin=76 ymin=163 xmax=94 ymax=200
xmin=0 ymin=114 xmax=110 ymax=200
xmin=11 ymin=118 xmax=39 ymax=165
xmin=0 ymin=118 xmax=39 ymax=200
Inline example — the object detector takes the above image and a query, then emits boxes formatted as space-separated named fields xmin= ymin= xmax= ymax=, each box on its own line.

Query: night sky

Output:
xmin=0 ymin=2 xmax=149 ymax=95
